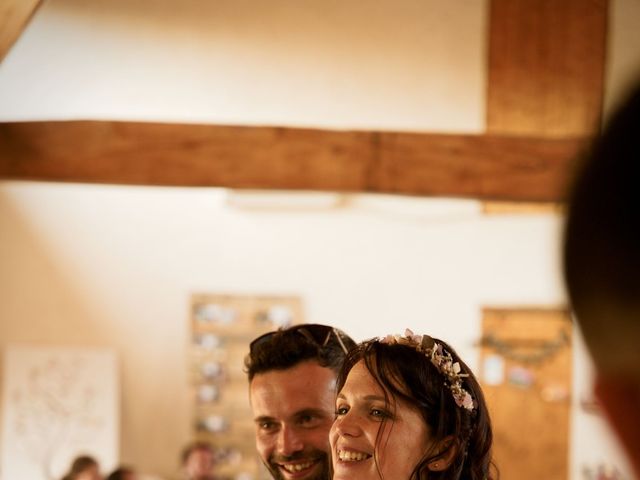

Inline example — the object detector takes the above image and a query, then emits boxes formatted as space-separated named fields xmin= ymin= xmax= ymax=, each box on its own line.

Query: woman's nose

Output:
xmin=333 ymin=411 xmax=362 ymax=437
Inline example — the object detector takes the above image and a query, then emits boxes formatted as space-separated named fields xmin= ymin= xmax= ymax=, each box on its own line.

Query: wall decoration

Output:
xmin=197 ymin=384 xmax=220 ymax=404
xmin=0 ymin=346 xmax=118 ymax=480
xmin=507 ymin=365 xmax=535 ymax=388
xmin=481 ymin=354 xmax=505 ymax=386
xmin=582 ymin=463 xmax=626 ymax=480
xmin=189 ymin=294 xmax=304 ymax=480
xmin=579 ymin=393 xmax=603 ymax=415
xmin=540 ymin=383 xmax=570 ymax=403
xmin=480 ymin=329 xmax=569 ymax=365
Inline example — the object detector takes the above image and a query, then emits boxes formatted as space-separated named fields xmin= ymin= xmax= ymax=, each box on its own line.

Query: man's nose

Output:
xmin=277 ymin=426 xmax=304 ymax=456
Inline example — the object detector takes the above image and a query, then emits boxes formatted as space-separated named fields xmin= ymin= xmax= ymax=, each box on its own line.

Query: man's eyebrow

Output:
xmin=253 ymin=415 xmax=275 ymax=424
xmin=293 ymin=408 xmax=330 ymax=418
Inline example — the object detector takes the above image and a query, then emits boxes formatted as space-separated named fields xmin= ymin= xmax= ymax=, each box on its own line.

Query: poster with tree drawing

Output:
xmin=1 ymin=346 xmax=118 ymax=480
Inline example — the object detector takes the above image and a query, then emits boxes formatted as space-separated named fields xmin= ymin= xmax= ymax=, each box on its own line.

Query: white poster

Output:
xmin=1 ymin=346 xmax=119 ymax=480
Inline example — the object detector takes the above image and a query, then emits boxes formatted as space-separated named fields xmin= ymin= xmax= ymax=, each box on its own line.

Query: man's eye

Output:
xmin=299 ymin=414 xmax=316 ymax=425
xmin=259 ymin=421 xmax=277 ymax=431
xmin=297 ymin=413 xmax=325 ymax=428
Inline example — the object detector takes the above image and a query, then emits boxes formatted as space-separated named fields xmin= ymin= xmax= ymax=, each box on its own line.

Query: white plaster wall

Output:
xmin=0 ymin=181 xmax=565 ymax=478
xmin=604 ymin=0 xmax=640 ymax=115
xmin=1 ymin=0 xmax=639 ymax=478
xmin=0 ymin=0 xmax=486 ymax=132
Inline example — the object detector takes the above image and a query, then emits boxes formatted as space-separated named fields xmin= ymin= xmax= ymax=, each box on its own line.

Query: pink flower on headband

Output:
xmin=457 ymin=391 xmax=475 ymax=410
xmin=379 ymin=334 xmax=397 ymax=345
xmin=404 ymin=328 xmax=423 ymax=344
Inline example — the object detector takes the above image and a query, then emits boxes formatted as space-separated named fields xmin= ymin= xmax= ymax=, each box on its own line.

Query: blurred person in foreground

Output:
xmin=563 ymin=78 xmax=640 ymax=478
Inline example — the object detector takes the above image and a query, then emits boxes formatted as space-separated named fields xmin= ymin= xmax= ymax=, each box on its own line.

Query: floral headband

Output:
xmin=379 ymin=329 xmax=476 ymax=412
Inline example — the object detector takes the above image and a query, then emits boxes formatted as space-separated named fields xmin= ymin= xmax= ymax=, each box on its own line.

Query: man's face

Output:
xmin=184 ymin=448 xmax=214 ymax=480
xmin=249 ymin=360 xmax=337 ymax=480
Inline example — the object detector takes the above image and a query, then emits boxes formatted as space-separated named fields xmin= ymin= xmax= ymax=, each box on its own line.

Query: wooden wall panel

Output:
xmin=0 ymin=121 xmax=586 ymax=202
xmin=480 ymin=308 xmax=572 ymax=480
xmin=487 ymin=0 xmax=608 ymax=137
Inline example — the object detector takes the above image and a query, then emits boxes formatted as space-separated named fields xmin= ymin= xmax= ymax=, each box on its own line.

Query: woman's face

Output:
xmin=330 ymin=360 xmax=432 ymax=480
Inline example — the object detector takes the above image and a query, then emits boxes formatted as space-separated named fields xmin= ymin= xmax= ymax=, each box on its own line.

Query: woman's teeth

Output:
xmin=338 ymin=450 xmax=371 ymax=462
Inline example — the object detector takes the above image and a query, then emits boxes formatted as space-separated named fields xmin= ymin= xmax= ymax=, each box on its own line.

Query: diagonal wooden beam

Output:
xmin=0 ymin=0 xmax=44 ymax=64
xmin=0 ymin=120 xmax=586 ymax=202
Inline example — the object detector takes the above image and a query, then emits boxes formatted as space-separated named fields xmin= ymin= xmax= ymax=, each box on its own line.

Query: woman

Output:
xmin=330 ymin=329 xmax=495 ymax=480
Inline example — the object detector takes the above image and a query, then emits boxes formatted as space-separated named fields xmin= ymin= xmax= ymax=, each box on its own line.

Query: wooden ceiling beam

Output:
xmin=0 ymin=120 xmax=585 ymax=202
xmin=0 ymin=0 xmax=44 ymax=63
xmin=0 ymin=1 xmax=607 ymax=202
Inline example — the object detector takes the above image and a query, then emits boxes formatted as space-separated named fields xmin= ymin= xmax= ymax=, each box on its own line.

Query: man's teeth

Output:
xmin=283 ymin=461 xmax=314 ymax=472
xmin=338 ymin=450 xmax=371 ymax=462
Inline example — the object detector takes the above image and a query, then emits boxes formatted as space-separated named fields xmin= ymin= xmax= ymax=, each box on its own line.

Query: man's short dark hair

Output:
xmin=244 ymin=323 xmax=356 ymax=381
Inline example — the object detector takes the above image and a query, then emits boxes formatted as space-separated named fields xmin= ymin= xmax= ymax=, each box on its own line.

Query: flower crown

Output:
xmin=378 ymin=329 xmax=476 ymax=412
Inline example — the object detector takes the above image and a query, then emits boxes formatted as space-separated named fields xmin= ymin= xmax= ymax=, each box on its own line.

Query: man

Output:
xmin=180 ymin=441 xmax=215 ymax=480
xmin=563 ymin=79 xmax=640 ymax=478
xmin=245 ymin=324 xmax=355 ymax=480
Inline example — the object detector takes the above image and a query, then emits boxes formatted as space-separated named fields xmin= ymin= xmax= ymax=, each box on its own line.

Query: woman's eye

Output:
xmin=335 ymin=406 xmax=349 ymax=416
xmin=370 ymin=408 xmax=389 ymax=418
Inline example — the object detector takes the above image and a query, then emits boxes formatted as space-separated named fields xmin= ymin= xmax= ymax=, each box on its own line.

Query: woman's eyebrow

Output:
xmin=336 ymin=392 xmax=386 ymax=402
xmin=364 ymin=395 xmax=387 ymax=402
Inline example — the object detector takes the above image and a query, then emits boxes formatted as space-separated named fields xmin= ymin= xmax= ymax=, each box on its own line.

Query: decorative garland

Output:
xmin=479 ymin=330 xmax=569 ymax=365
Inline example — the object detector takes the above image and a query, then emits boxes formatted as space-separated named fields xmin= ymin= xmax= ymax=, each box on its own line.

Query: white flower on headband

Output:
xmin=378 ymin=328 xmax=476 ymax=412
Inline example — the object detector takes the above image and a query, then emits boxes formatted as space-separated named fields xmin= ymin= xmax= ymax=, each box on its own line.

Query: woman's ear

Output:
xmin=427 ymin=436 xmax=458 ymax=471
